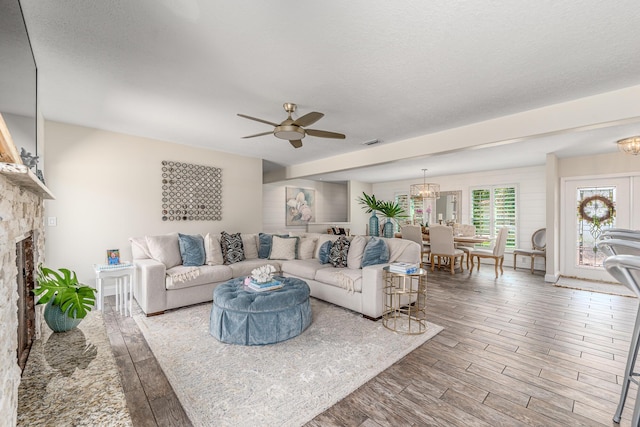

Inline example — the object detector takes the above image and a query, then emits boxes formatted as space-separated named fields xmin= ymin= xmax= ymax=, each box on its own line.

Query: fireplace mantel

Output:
xmin=0 ymin=162 xmax=54 ymax=200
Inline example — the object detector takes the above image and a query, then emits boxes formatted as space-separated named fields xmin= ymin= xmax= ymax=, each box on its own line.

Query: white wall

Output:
xmin=43 ymin=121 xmax=262 ymax=286
xmin=348 ymin=181 xmax=373 ymax=236
xmin=262 ymin=179 xmax=348 ymax=233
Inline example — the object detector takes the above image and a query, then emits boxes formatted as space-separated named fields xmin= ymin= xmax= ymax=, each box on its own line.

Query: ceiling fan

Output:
xmin=237 ymin=103 xmax=346 ymax=148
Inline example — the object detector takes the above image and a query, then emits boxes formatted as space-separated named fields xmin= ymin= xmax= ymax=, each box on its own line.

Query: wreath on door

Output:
xmin=578 ymin=195 xmax=615 ymax=225
xmin=577 ymin=194 xmax=615 ymax=252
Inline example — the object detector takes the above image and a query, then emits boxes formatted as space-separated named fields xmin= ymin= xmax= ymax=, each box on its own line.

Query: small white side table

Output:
xmin=93 ymin=263 xmax=135 ymax=316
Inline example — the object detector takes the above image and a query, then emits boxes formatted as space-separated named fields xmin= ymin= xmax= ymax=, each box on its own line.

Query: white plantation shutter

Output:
xmin=471 ymin=186 xmax=517 ymax=249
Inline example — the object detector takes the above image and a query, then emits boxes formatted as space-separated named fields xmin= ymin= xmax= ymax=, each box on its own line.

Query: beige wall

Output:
xmin=43 ymin=121 xmax=262 ymax=286
xmin=559 ymin=150 xmax=640 ymax=177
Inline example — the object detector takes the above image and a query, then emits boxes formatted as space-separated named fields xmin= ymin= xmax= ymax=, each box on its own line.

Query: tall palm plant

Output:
xmin=377 ymin=200 xmax=408 ymax=237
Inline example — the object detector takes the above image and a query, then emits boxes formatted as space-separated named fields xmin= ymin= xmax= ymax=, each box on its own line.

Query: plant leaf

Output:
xmin=34 ymin=264 xmax=96 ymax=318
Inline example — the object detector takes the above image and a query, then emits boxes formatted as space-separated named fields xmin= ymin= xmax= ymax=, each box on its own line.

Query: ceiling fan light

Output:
xmin=617 ymin=136 xmax=640 ymax=155
xmin=274 ymin=125 xmax=305 ymax=140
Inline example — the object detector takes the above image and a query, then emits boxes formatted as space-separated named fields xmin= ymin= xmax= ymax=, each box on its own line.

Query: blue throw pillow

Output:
xmin=318 ymin=240 xmax=333 ymax=264
xmin=178 ymin=233 xmax=206 ymax=266
xmin=258 ymin=233 xmax=273 ymax=259
xmin=361 ymin=237 xmax=389 ymax=267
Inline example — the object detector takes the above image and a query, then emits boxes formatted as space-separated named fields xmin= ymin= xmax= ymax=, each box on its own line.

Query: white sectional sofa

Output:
xmin=130 ymin=232 xmax=420 ymax=319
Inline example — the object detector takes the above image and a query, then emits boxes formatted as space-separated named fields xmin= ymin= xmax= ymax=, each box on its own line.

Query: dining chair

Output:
xmin=401 ymin=224 xmax=430 ymax=267
xmin=456 ymin=224 xmax=476 ymax=269
xmin=513 ymin=228 xmax=546 ymax=274
xmin=469 ymin=227 xmax=509 ymax=278
xmin=428 ymin=225 xmax=464 ymax=274
xmin=602 ymin=254 xmax=640 ymax=425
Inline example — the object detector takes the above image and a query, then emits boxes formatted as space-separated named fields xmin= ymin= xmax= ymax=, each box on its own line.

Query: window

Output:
xmin=471 ymin=185 xmax=517 ymax=249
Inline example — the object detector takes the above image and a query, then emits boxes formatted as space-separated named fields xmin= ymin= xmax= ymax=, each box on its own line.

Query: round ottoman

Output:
xmin=209 ymin=276 xmax=312 ymax=345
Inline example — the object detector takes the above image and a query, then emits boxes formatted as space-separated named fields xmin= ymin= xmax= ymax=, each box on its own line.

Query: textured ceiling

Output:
xmin=18 ymin=0 xmax=640 ymax=182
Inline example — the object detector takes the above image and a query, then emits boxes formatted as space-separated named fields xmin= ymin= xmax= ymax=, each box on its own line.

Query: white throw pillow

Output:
xmin=204 ymin=233 xmax=224 ymax=266
xmin=146 ymin=233 xmax=182 ymax=268
xmin=269 ymin=235 xmax=298 ymax=260
xmin=347 ymin=235 xmax=369 ymax=269
xmin=297 ymin=237 xmax=317 ymax=260
xmin=241 ymin=233 xmax=259 ymax=259
xmin=129 ymin=236 xmax=151 ymax=259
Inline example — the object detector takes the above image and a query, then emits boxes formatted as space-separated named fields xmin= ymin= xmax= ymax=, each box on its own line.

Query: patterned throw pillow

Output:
xmin=220 ymin=231 xmax=245 ymax=265
xmin=329 ymin=236 xmax=350 ymax=268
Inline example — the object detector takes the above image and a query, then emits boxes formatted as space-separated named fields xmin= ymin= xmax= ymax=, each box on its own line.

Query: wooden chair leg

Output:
xmin=431 ymin=256 xmax=435 ymax=272
xmin=530 ymin=255 xmax=534 ymax=274
xmin=500 ymin=257 xmax=504 ymax=275
xmin=513 ymin=253 xmax=517 ymax=270
xmin=476 ymin=256 xmax=480 ymax=272
xmin=494 ymin=259 xmax=499 ymax=278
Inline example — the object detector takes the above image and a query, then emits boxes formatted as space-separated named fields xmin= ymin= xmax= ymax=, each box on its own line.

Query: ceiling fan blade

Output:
xmin=289 ymin=140 xmax=303 ymax=148
xmin=292 ymin=112 xmax=324 ymax=127
xmin=237 ymin=113 xmax=279 ymax=127
xmin=306 ymin=129 xmax=346 ymax=139
xmin=242 ymin=131 xmax=273 ymax=139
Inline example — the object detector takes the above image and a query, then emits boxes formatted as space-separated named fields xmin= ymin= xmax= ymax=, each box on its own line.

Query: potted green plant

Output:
xmin=34 ymin=265 xmax=97 ymax=332
xmin=357 ymin=192 xmax=382 ymax=236
xmin=377 ymin=200 xmax=409 ymax=238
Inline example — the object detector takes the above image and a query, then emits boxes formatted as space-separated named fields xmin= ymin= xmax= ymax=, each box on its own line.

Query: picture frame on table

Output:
xmin=107 ymin=249 xmax=120 ymax=265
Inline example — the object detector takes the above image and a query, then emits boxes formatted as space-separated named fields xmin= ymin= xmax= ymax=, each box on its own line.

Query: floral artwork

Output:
xmin=286 ymin=187 xmax=315 ymax=226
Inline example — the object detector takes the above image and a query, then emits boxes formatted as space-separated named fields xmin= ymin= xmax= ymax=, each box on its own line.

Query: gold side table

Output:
xmin=382 ymin=266 xmax=427 ymax=334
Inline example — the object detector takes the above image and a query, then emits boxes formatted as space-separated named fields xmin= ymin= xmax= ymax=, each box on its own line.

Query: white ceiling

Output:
xmin=18 ymin=0 xmax=640 ymax=183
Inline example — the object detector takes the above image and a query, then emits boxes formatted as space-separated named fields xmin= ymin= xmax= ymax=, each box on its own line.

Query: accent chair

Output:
xmin=513 ymin=228 xmax=546 ymax=274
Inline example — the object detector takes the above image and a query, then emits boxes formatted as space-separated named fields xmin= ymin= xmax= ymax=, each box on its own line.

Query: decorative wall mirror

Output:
xmin=435 ymin=190 xmax=462 ymax=224
xmin=0 ymin=0 xmax=38 ymax=163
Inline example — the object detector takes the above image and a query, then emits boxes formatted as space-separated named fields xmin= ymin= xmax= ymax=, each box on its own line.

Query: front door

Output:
xmin=562 ymin=177 xmax=631 ymax=281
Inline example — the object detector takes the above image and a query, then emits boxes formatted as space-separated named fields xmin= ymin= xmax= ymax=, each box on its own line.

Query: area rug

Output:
xmin=134 ymin=298 xmax=443 ymax=427
xmin=554 ymin=276 xmax=636 ymax=297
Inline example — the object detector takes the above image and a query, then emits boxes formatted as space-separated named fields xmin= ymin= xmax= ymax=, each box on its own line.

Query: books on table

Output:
xmin=388 ymin=262 xmax=420 ymax=274
xmin=245 ymin=277 xmax=284 ymax=292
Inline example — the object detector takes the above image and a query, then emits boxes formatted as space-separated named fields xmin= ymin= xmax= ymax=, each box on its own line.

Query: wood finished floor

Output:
xmin=105 ymin=267 xmax=639 ymax=426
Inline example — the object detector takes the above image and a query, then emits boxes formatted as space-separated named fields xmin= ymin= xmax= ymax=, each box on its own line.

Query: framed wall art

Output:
xmin=286 ymin=187 xmax=315 ymax=226
xmin=161 ymin=160 xmax=222 ymax=221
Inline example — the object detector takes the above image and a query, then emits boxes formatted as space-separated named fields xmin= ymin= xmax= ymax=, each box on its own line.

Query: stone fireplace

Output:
xmin=0 ymin=164 xmax=51 ymax=425
xmin=16 ymin=232 xmax=36 ymax=372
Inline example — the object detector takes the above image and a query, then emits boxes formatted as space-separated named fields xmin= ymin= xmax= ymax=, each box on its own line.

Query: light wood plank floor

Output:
xmin=106 ymin=267 xmax=639 ymax=426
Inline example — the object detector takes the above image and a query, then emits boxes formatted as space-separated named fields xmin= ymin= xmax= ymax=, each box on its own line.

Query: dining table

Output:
xmin=394 ymin=232 xmax=493 ymax=245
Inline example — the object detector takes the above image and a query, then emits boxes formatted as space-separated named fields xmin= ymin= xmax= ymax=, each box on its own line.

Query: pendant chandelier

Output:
xmin=616 ymin=136 xmax=640 ymax=155
xmin=410 ymin=169 xmax=440 ymax=200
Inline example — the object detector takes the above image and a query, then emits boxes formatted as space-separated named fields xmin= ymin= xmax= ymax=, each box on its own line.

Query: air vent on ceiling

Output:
xmin=362 ymin=139 xmax=380 ymax=146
